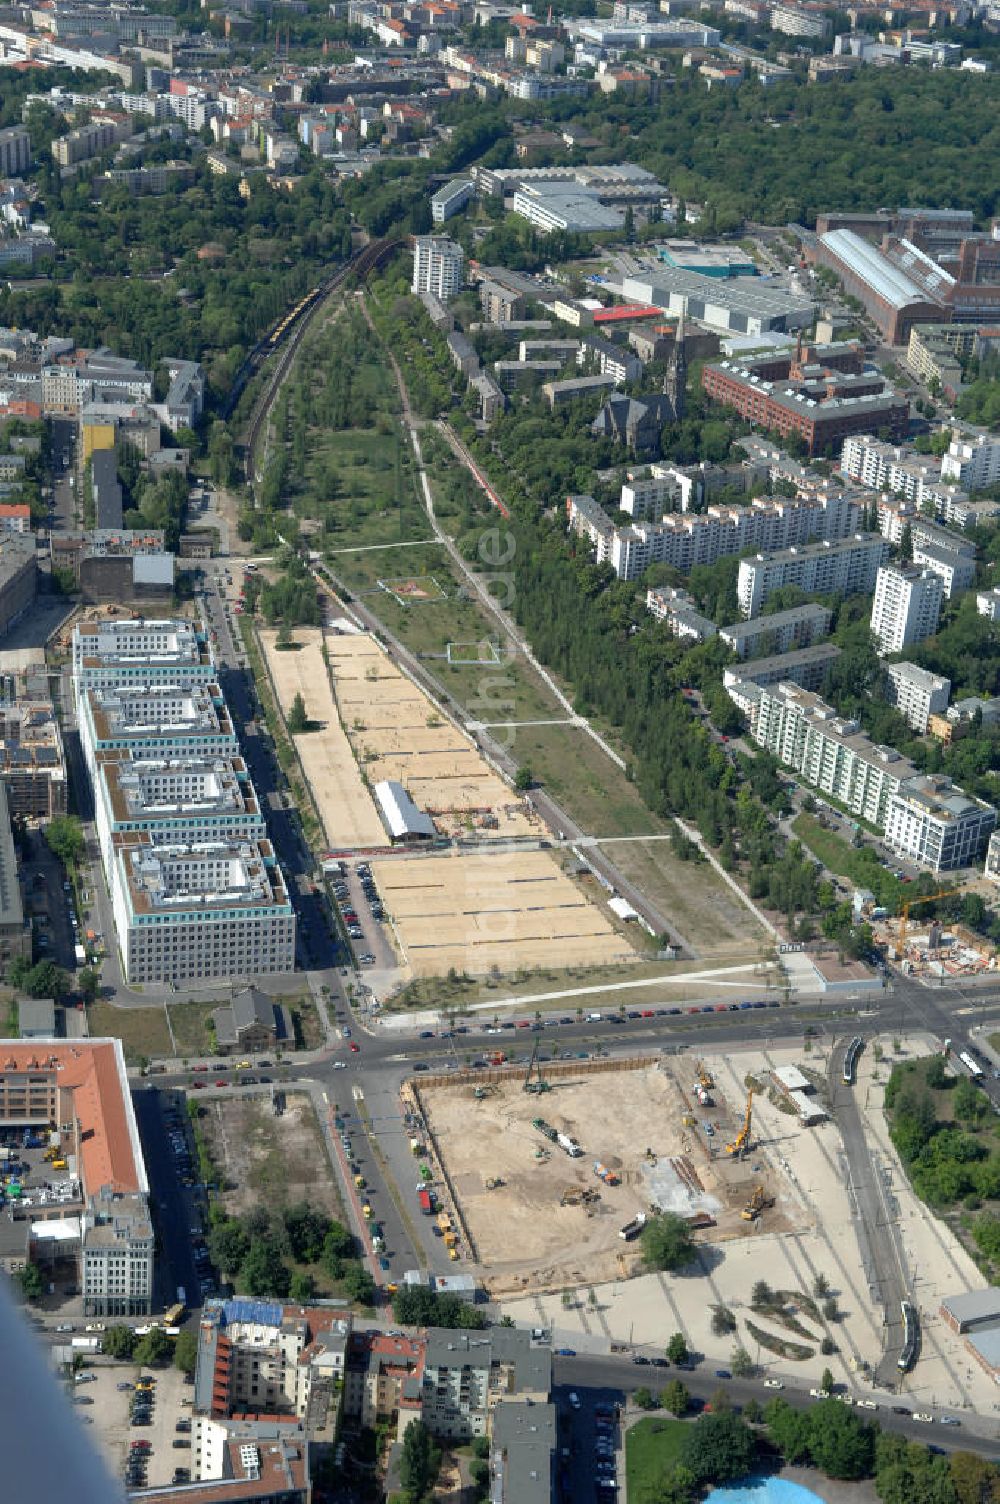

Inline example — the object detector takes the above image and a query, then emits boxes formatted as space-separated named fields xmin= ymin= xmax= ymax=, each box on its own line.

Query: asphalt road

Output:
xmin=132 ymin=1088 xmax=205 ymax=1311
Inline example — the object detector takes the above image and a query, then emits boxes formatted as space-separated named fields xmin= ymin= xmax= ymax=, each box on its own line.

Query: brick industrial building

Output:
xmin=701 ymin=342 xmax=907 ymax=456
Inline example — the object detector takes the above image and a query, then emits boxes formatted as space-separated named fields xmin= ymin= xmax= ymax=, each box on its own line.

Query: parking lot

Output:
xmin=328 ymin=860 xmax=393 ymax=971
xmin=79 ymin=1359 xmax=193 ymax=1491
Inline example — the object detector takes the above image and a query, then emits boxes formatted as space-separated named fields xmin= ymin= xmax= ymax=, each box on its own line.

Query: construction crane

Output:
xmin=897 ymin=887 xmax=964 ymax=952
xmin=726 ymin=1088 xmax=754 ymax=1158
xmin=523 ymin=1037 xmax=550 ymax=1095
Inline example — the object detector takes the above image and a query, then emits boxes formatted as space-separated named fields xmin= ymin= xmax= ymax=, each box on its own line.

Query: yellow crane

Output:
xmin=897 ymin=887 xmax=964 ymax=952
xmin=726 ymin=1088 xmax=754 ymax=1157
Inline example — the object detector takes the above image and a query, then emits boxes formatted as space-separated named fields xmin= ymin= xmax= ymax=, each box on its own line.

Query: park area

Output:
xmin=258 ymin=625 xmax=386 ymax=849
xmin=372 ymin=846 xmax=630 ymax=977
xmin=412 ymin=1056 xmax=801 ymax=1296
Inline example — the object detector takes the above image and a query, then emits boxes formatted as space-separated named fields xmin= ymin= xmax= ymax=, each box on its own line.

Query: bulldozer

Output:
xmin=741 ymin=1183 xmax=773 ymax=1222
xmin=485 ymin=1176 xmax=504 ymax=1191
xmin=726 ymin=1088 xmax=754 ymax=1158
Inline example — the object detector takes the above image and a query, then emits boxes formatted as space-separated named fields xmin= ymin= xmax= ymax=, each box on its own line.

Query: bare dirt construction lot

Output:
xmin=415 ymin=1058 xmax=805 ymax=1296
xmin=372 ymin=847 xmax=633 ymax=977
xmin=327 ymin=631 xmax=535 ymax=838
xmin=259 ymin=626 xmax=385 ymax=849
xmin=198 ymin=1093 xmax=342 ymax=1219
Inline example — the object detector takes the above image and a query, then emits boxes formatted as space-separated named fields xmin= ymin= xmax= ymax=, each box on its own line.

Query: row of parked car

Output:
xmin=331 ymin=865 xmax=379 ymax=966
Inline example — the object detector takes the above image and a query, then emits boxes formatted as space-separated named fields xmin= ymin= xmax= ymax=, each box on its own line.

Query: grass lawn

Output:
xmin=167 ymin=1001 xmax=222 ymax=1058
xmin=437 ymin=655 xmax=569 ymax=726
xmin=512 ymin=722 xmax=667 ymax=839
xmin=88 ymin=1001 xmax=172 ymax=1063
xmin=790 ymin=813 xmax=862 ymax=877
xmin=303 ymin=426 xmax=432 ymax=551
xmin=626 ymin=1417 xmax=689 ymax=1500
xmin=603 ymin=839 xmax=768 ymax=957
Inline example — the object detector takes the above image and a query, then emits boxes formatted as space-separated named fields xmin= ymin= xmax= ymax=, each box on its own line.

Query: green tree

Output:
xmin=765 ymin=1398 xmax=813 ymax=1465
xmin=399 ymin=1419 xmax=440 ymax=1501
xmin=731 ymin=1345 xmax=754 ymax=1378
xmin=751 ymin=1280 xmax=774 ymax=1308
xmin=807 ymin=1399 xmax=875 ymax=1480
xmin=17 ymin=1261 xmax=43 ymax=1301
xmin=283 ymin=1202 xmax=331 ymax=1264
xmin=680 ymin=1411 xmax=757 ymax=1488
xmin=209 ymin=1218 xmax=250 ymax=1277
xmin=666 ymin=1332 xmax=690 ymax=1365
xmin=514 ymin=765 xmax=533 ymax=791
xmin=633 ymin=1386 xmax=658 ymax=1410
xmin=103 ymin=1324 xmax=139 ymax=1360
xmin=640 ymin=1213 xmax=696 ymax=1272
xmin=287 ymin=692 xmax=308 ymax=733
xmin=174 ymin=1329 xmax=198 ymax=1376
xmin=662 ymin=1380 xmax=690 ymax=1416
xmin=321 ymin=1220 xmax=355 ymax=1279
xmin=239 ymin=1238 xmax=291 ymax=1298
xmin=78 ymin=967 xmax=100 ymax=1003
xmin=134 ymin=1327 xmax=173 ymax=1367
xmin=711 ymin=1305 xmax=737 ymax=1336
xmin=342 ymin=1261 xmax=376 ymax=1306
xmin=820 ymin=1367 xmax=835 ymax=1393
xmin=45 ymin=815 xmax=85 ymax=867
xmin=290 ymin=1270 xmax=316 ymax=1303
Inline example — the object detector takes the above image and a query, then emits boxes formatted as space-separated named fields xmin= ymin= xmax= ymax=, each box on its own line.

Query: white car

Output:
xmin=763 ymin=1379 xmax=784 ymax=1390
xmin=568 ymin=1393 xmax=581 ymax=1410
xmin=913 ymin=1412 xmax=934 ymax=1423
xmin=808 ymin=1388 xmax=827 ymax=1399
xmin=333 ymin=1061 xmax=347 ymax=1070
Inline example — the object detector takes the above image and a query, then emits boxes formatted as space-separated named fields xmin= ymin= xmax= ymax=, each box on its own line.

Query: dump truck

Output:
xmin=618 ymin=1213 xmax=647 ymax=1242
xmin=557 ymin=1132 xmax=583 ymax=1159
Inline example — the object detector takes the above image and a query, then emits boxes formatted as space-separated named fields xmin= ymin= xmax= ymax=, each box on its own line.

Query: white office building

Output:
xmin=737 ymin=534 xmax=890 ymax=618
xmin=884 ymin=661 xmax=951 ymax=733
xmin=110 ymin=837 xmax=296 ymax=987
xmin=870 ymin=565 xmax=943 ymax=656
xmin=411 ymin=236 xmax=465 ymax=301
xmin=911 ymin=539 xmax=975 ymax=599
xmin=751 ymin=682 xmax=917 ymax=828
xmin=72 ymin=618 xmax=215 ymax=707
xmin=941 ymin=435 xmax=1000 ymax=492
xmin=977 ymin=587 xmax=1000 ymax=622
xmin=78 ymin=681 xmax=240 ymax=782
xmin=884 ymin=775 xmax=996 ymax=873
xmin=431 ymin=178 xmax=475 ymax=223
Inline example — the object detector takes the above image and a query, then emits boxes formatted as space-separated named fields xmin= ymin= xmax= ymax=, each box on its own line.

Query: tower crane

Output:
xmin=897 ymin=888 xmax=964 ymax=952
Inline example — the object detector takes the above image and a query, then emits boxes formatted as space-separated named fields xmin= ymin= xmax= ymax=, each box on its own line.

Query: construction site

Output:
xmin=872 ymin=888 xmax=1000 ymax=982
xmin=406 ymin=1049 xmax=812 ymax=1297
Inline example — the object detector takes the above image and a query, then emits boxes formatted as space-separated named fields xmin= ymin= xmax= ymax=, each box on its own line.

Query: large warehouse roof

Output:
xmin=819 ymin=229 xmax=928 ymax=311
xmin=374 ymin=780 xmax=436 ymax=840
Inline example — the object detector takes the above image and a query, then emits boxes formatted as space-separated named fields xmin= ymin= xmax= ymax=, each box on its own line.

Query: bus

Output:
xmin=164 ymin=1301 xmax=185 ymax=1327
xmin=958 ymin=1050 xmax=983 ymax=1080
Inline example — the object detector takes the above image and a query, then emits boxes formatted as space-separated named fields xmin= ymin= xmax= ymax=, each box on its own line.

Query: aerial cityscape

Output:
xmin=3 ymin=2 xmax=1000 ymax=1502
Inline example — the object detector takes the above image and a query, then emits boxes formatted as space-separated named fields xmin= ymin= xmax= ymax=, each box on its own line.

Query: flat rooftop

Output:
xmin=0 ymin=1039 xmax=145 ymax=1196
xmin=73 ymin=617 xmax=211 ymax=673
xmin=115 ymin=837 xmax=289 ymax=918
xmin=87 ymin=682 xmax=234 ymax=743
xmin=0 ymin=700 xmax=63 ymax=776
xmin=99 ymin=755 xmax=259 ymax=826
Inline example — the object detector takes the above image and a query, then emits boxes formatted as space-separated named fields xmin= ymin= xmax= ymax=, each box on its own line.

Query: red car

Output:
xmin=641 ymin=1010 xmax=654 ymax=1018
xmin=192 ymin=1064 xmax=208 ymax=1072
xmin=191 ymin=1081 xmax=205 ymax=1089
xmin=215 ymin=1080 xmax=227 ymax=1087
xmin=515 ymin=1020 xmax=531 ymax=1029
xmin=349 ymin=1042 xmax=360 ymax=1053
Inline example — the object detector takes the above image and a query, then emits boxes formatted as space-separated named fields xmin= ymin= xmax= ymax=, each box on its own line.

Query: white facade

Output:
xmin=870 ymin=565 xmax=943 ymax=656
xmin=737 ymin=534 xmax=889 ymax=618
xmin=645 ymin=586 xmax=717 ymax=642
xmin=82 ymin=1189 xmax=154 ymax=1319
xmin=431 ymin=178 xmax=475 ymax=223
xmin=885 ymin=777 xmax=996 ymax=873
xmin=411 ymin=236 xmax=464 ymax=301
xmin=911 ymin=540 xmax=975 ymax=600
xmin=985 ymin=829 xmax=1000 ymax=883
xmin=752 ymin=682 xmax=917 ymax=828
xmin=885 ymin=661 xmax=951 ymax=733
xmin=977 ymin=587 xmax=1000 ymax=622
xmin=720 ymin=603 xmax=832 ymax=660
xmin=942 ymin=435 xmax=1000 ymax=492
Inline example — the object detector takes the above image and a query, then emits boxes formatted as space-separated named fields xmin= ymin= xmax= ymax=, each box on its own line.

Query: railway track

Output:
xmin=240 ymin=235 xmax=402 ymax=494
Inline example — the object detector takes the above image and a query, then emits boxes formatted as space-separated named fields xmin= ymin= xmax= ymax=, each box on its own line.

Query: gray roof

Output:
xmin=0 ymin=783 xmax=23 ymax=931
xmin=232 ymin=986 xmax=276 ymax=1031
xmin=18 ymin=997 xmax=56 ymax=1035
xmin=91 ymin=449 xmax=123 ymax=531
xmin=492 ymin=1399 xmax=556 ymax=1504
xmin=820 ymin=229 xmax=928 ymax=311
xmin=968 ymin=1327 xmax=1000 ymax=1372
xmin=941 ymin=1289 xmax=1000 ymax=1325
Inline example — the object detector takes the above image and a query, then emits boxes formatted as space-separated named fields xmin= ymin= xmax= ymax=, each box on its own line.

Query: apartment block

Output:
xmin=479 ymin=280 xmax=526 ymax=323
xmin=942 ymin=434 xmax=1000 ymax=492
xmin=0 ymin=699 xmax=67 ymax=818
xmin=566 ymin=493 xmax=615 ymax=565
xmin=0 ymin=1039 xmax=153 ymax=1318
xmin=885 ymin=776 xmax=996 ymax=873
xmin=109 ymin=836 xmax=295 ymax=987
xmin=986 ymin=830 xmax=1000 ymax=883
xmin=0 ymin=536 xmax=37 ymax=640
xmin=431 ymin=178 xmax=475 ymax=222
xmin=750 ymin=682 xmax=918 ymax=827
xmin=885 ymin=661 xmax=951 ymax=733
xmin=605 ymin=491 xmax=861 ymax=583
xmin=723 ymin=642 xmax=841 ymax=694
xmin=840 ymin=433 xmax=973 ymax=522
xmin=870 ymin=565 xmax=943 ymax=655
xmin=418 ymin=1327 xmax=551 ymax=1441
xmin=737 ymin=534 xmax=890 ymax=618
xmin=720 ymin=603 xmax=832 ymax=661
xmin=0 ymin=126 xmax=30 ymax=178
xmin=411 ymin=235 xmax=464 ymax=301
xmin=911 ymin=539 xmax=975 ymax=599
xmin=645 ymin=586 xmax=717 ymax=643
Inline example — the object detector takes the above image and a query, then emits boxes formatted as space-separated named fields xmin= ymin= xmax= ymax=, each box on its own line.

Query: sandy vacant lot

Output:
xmin=197 ymin=1092 xmax=342 ymax=1220
xmin=327 ymin=632 xmax=535 ymax=838
xmin=416 ymin=1058 xmax=801 ymax=1294
xmin=372 ymin=847 xmax=633 ymax=976
xmin=259 ymin=627 xmax=385 ymax=849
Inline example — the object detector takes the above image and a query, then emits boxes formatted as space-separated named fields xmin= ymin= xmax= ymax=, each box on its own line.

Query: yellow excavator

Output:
xmin=741 ymin=1184 xmax=773 ymax=1221
xmin=726 ymin=1088 xmax=754 ymax=1157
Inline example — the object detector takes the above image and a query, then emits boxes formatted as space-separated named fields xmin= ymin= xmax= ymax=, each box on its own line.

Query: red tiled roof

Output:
xmin=0 ymin=1042 xmax=140 ymax=1195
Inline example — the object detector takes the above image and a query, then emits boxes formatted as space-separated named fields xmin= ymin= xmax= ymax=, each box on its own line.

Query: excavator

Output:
xmin=695 ymin=1061 xmax=714 ymax=1091
xmin=726 ymin=1088 xmax=754 ymax=1158
xmin=741 ymin=1184 xmax=773 ymax=1221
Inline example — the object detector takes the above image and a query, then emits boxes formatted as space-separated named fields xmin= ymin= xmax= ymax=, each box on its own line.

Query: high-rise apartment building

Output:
xmin=411 ymin=236 xmax=465 ymax=301
xmin=885 ymin=776 xmax=995 ymax=873
xmin=870 ymin=564 xmax=943 ymax=655
xmin=0 ymin=126 xmax=30 ymax=177
xmin=736 ymin=534 xmax=889 ymax=618
xmin=885 ymin=662 xmax=951 ymax=733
